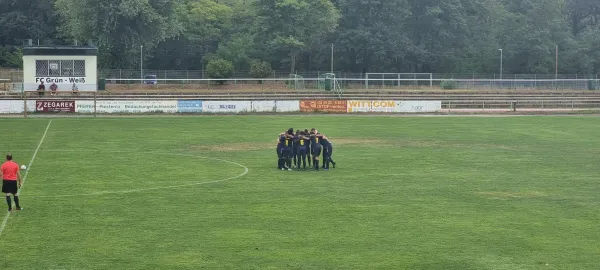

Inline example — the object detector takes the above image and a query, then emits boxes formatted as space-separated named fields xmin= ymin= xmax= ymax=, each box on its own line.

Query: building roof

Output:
xmin=23 ymin=46 xmax=98 ymax=56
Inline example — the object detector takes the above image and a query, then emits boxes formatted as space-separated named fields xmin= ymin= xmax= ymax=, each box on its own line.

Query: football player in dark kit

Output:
xmin=309 ymin=128 xmax=322 ymax=171
xmin=304 ymin=129 xmax=312 ymax=167
xmin=292 ymin=130 xmax=301 ymax=169
xmin=276 ymin=131 xmax=287 ymax=170
xmin=282 ymin=128 xmax=295 ymax=170
xmin=320 ymin=134 xmax=336 ymax=170
xmin=296 ymin=131 xmax=311 ymax=170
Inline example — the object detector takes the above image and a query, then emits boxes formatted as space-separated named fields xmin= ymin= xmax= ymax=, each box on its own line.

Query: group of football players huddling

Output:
xmin=276 ymin=128 xmax=336 ymax=171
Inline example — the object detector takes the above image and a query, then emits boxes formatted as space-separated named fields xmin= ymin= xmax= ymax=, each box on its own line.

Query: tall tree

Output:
xmin=0 ymin=0 xmax=58 ymax=45
xmin=55 ymin=0 xmax=183 ymax=69
xmin=255 ymin=0 xmax=340 ymax=73
xmin=499 ymin=0 xmax=572 ymax=74
xmin=567 ymin=0 xmax=600 ymax=36
xmin=330 ymin=0 xmax=410 ymax=73
xmin=150 ymin=0 xmax=235 ymax=70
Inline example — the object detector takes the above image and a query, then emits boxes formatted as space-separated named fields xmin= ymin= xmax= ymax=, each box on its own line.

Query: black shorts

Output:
xmin=312 ymin=146 xmax=322 ymax=157
xmin=323 ymin=145 xmax=332 ymax=157
xmin=2 ymin=180 xmax=18 ymax=194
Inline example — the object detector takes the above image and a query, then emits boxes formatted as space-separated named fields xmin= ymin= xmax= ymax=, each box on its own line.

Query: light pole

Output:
xmin=555 ymin=45 xmax=558 ymax=80
xmin=140 ymin=45 xmax=143 ymax=84
xmin=498 ymin=49 xmax=503 ymax=80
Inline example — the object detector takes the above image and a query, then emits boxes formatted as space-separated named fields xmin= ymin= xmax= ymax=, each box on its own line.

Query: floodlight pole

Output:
xmin=140 ymin=45 xmax=143 ymax=84
xmin=555 ymin=45 xmax=558 ymax=80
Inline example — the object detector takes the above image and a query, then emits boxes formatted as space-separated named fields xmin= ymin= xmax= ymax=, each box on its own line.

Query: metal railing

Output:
xmin=2 ymin=68 xmax=600 ymax=80
xmin=103 ymin=78 xmax=600 ymax=91
xmin=97 ymin=69 xmax=600 ymax=80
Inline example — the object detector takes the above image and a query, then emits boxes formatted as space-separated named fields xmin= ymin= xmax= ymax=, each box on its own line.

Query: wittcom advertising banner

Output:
xmin=346 ymin=100 xmax=442 ymax=113
xmin=347 ymin=100 xmax=397 ymax=113
xmin=300 ymin=100 xmax=347 ymax=112
xmin=36 ymin=100 xmax=75 ymax=112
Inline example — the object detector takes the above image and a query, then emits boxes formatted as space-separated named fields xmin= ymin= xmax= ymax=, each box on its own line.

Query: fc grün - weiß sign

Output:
xmin=35 ymin=77 xmax=86 ymax=84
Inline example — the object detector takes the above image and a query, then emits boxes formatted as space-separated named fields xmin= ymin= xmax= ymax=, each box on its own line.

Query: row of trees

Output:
xmin=1 ymin=0 xmax=600 ymax=75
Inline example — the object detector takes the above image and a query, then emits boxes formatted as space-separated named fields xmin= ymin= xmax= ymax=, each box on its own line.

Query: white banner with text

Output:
xmin=347 ymin=100 xmax=441 ymax=113
xmin=0 ymin=100 xmax=441 ymax=114
xmin=76 ymin=100 xmax=178 ymax=113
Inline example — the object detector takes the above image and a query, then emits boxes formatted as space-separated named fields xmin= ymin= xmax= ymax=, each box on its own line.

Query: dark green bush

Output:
xmin=206 ymin=58 xmax=234 ymax=85
xmin=249 ymin=60 xmax=272 ymax=84
xmin=440 ymin=79 xmax=459 ymax=90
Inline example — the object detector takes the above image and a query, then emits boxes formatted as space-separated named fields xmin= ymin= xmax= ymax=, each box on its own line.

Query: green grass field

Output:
xmin=0 ymin=116 xmax=599 ymax=269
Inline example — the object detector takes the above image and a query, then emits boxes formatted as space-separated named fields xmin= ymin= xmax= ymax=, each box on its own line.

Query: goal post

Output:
xmin=365 ymin=73 xmax=433 ymax=89
xmin=287 ymin=74 xmax=305 ymax=91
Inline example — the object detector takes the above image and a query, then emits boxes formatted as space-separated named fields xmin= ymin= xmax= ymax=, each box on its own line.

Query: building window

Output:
xmin=35 ymin=60 xmax=48 ymax=77
xmin=49 ymin=60 xmax=60 ymax=76
xmin=35 ymin=60 xmax=86 ymax=77
xmin=74 ymin=60 xmax=85 ymax=76
xmin=61 ymin=60 xmax=72 ymax=76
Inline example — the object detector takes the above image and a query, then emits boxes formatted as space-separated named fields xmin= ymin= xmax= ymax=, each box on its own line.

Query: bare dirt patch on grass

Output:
xmin=188 ymin=142 xmax=273 ymax=152
xmin=333 ymin=138 xmax=389 ymax=145
xmin=477 ymin=191 xmax=547 ymax=199
xmin=330 ymin=138 xmax=518 ymax=150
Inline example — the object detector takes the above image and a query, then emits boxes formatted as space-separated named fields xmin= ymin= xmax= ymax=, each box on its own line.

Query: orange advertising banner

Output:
xmin=300 ymin=100 xmax=347 ymax=112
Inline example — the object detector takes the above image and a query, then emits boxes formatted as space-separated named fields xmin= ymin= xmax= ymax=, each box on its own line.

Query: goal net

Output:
xmin=365 ymin=73 xmax=433 ymax=89
xmin=287 ymin=74 xmax=305 ymax=91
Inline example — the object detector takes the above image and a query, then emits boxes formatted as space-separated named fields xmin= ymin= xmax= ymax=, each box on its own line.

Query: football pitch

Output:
xmin=0 ymin=115 xmax=599 ymax=269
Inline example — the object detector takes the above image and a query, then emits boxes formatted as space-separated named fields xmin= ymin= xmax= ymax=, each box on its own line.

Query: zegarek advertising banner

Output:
xmin=347 ymin=100 xmax=397 ymax=113
xmin=36 ymin=100 xmax=75 ymax=112
xmin=300 ymin=100 xmax=347 ymax=112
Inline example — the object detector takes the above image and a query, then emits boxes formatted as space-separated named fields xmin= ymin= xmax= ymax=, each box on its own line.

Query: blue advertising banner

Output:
xmin=178 ymin=100 xmax=203 ymax=113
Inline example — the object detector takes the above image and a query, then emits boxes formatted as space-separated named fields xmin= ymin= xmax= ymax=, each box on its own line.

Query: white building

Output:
xmin=22 ymin=46 xmax=98 ymax=91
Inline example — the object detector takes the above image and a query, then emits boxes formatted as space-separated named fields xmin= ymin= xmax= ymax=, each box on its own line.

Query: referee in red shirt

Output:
xmin=2 ymin=154 xmax=23 ymax=212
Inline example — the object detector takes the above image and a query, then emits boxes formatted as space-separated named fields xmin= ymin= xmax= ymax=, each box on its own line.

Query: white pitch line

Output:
xmin=9 ymin=150 xmax=250 ymax=198
xmin=0 ymin=120 xmax=53 ymax=238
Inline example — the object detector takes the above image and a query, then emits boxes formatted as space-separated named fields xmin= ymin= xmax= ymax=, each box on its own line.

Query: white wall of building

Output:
xmin=23 ymin=55 xmax=97 ymax=91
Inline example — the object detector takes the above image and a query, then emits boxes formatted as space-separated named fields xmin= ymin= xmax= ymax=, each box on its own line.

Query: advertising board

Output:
xmin=0 ymin=100 xmax=25 ymax=114
xmin=178 ymin=100 xmax=203 ymax=113
xmin=75 ymin=100 xmax=94 ymax=113
xmin=395 ymin=101 xmax=442 ymax=113
xmin=75 ymin=100 xmax=178 ymax=113
xmin=273 ymin=101 xmax=300 ymax=112
xmin=202 ymin=101 xmax=252 ymax=113
xmin=300 ymin=100 xmax=347 ymax=112
xmin=249 ymin=101 xmax=300 ymax=112
xmin=36 ymin=100 xmax=75 ymax=112
xmin=347 ymin=100 xmax=397 ymax=113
